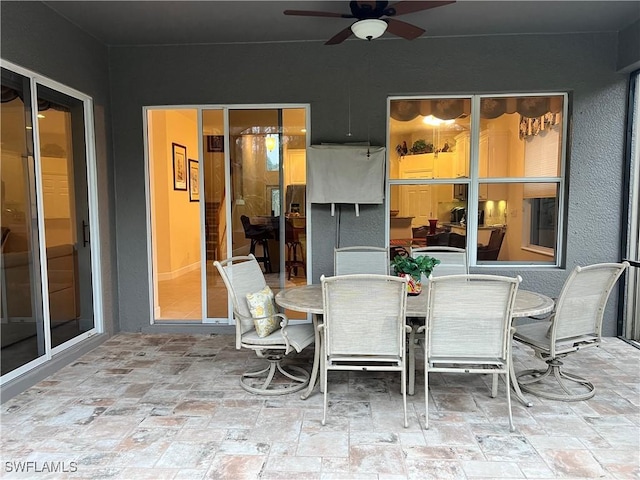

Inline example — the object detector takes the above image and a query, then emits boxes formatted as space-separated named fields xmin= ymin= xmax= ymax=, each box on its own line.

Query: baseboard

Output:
xmin=157 ymin=261 xmax=200 ymax=282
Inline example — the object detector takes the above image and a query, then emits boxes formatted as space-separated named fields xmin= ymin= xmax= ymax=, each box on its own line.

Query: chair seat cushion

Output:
xmin=246 ymin=286 xmax=280 ymax=337
xmin=242 ymin=323 xmax=315 ymax=352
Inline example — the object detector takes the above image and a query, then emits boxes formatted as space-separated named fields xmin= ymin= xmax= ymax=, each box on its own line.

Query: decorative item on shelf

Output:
xmin=390 ymin=255 xmax=440 ymax=296
xmin=410 ymin=139 xmax=434 ymax=154
xmin=395 ymin=141 xmax=409 ymax=157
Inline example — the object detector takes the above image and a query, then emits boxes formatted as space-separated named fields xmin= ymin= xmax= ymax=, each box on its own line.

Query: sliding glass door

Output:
xmin=148 ymin=105 xmax=308 ymax=323
xmin=205 ymin=107 xmax=308 ymax=321
xmin=1 ymin=64 xmax=99 ymax=381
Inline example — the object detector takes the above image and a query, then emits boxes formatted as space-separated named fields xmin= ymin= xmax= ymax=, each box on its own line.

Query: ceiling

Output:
xmin=42 ymin=1 xmax=640 ymax=47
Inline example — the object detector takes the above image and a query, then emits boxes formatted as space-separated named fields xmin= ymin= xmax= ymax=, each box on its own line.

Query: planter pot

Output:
xmin=399 ymin=273 xmax=422 ymax=296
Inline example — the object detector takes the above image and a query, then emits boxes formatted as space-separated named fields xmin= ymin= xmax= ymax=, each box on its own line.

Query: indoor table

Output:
xmin=275 ymin=283 xmax=554 ymax=404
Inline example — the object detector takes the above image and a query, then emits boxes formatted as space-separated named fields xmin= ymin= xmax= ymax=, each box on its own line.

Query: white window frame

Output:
xmin=386 ymin=93 xmax=568 ymax=268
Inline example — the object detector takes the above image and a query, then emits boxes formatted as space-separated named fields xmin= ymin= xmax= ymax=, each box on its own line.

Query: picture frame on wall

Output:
xmin=207 ymin=135 xmax=224 ymax=152
xmin=172 ymin=143 xmax=187 ymax=190
xmin=189 ymin=159 xmax=199 ymax=202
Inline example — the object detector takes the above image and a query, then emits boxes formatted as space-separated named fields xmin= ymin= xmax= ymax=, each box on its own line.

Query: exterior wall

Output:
xmin=109 ymin=34 xmax=628 ymax=335
xmin=1 ymin=2 xmax=631 ymax=337
xmin=0 ymin=1 xmax=116 ymax=396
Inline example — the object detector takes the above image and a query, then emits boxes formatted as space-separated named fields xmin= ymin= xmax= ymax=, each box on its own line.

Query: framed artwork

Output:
xmin=189 ymin=159 xmax=199 ymax=202
xmin=172 ymin=143 xmax=187 ymax=190
xmin=207 ymin=135 xmax=224 ymax=152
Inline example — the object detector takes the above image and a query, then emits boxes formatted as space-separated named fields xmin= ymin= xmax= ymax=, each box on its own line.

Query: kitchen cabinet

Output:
xmin=434 ymin=152 xmax=455 ymax=178
xmin=479 ymin=131 xmax=509 ymax=200
xmin=454 ymin=132 xmax=470 ymax=178
xmin=285 ymin=149 xmax=306 ymax=185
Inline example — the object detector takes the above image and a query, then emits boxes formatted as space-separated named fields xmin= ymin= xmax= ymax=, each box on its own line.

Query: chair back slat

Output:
xmin=553 ymin=263 xmax=628 ymax=340
xmin=214 ymin=255 xmax=267 ymax=334
xmin=411 ymin=246 xmax=468 ymax=281
xmin=334 ymin=246 xmax=389 ymax=275
xmin=322 ymin=275 xmax=407 ymax=358
xmin=426 ymin=274 xmax=520 ymax=360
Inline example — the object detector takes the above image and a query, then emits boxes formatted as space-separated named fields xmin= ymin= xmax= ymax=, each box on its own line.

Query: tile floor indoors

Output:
xmin=1 ymin=333 xmax=638 ymax=480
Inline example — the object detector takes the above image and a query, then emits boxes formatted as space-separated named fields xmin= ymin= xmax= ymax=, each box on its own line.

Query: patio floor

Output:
xmin=1 ymin=333 xmax=638 ymax=479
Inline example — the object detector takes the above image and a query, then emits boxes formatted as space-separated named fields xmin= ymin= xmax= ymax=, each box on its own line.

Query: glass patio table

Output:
xmin=275 ymin=283 xmax=554 ymax=404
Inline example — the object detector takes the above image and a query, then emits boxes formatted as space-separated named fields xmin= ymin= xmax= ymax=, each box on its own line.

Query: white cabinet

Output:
xmin=285 ymin=149 xmax=306 ymax=185
xmin=479 ymin=131 xmax=509 ymax=200
xmin=454 ymin=132 xmax=470 ymax=178
xmin=434 ymin=152 xmax=455 ymax=178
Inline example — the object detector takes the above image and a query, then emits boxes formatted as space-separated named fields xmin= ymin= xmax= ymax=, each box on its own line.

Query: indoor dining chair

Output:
xmin=320 ymin=274 xmax=411 ymax=427
xmin=214 ymin=255 xmax=315 ymax=395
xmin=334 ymin=246 xmax=389 ymax=275
xmin=407 ymin=246 xmax=469 ymax=395
xmin=417 ymin=274 xmax=521 ymax=431
xmin=514 ymin=262 xmax=629 ymax=401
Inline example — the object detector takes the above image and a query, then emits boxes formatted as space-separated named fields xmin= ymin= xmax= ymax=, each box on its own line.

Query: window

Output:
xmin=529 ymin=197 xmax=557 ymax=249
xmin=265 ymin=134 xmax=280 ymax=171
xmin=388 ymin=94 xmax=566 ymax=266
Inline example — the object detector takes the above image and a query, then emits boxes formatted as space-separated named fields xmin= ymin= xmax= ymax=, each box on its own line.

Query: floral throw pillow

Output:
xmin=246 ymin=286 xmax=280 ymax=337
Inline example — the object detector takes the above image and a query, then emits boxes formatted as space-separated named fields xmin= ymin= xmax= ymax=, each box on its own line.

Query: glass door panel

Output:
xmin=202 ymin=109 xmax=227 ymax=319
xmin=37 ymin=84 xmax=94 ymax=347
xmin=1 ymin=68 xmax=97 ymax=378
xmin=147 ymin=109 xmax=201 ymax=321
xmin=1 ymin=68 xmax=46 ymax=375
xmin=229 ymin=109 xmax=282 ymax=292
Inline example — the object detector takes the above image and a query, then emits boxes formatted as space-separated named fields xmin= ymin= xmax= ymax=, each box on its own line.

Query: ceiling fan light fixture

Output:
xmin=351 ymin=19 xmax=387 ymax=40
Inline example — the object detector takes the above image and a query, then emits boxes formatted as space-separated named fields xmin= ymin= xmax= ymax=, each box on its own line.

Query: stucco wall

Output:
xmin=108 ymin=34 xmax=628 ymax=335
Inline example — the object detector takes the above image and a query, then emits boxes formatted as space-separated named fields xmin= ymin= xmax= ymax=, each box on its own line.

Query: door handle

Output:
xmin=82 ymin=220 xmax=89 ymax=247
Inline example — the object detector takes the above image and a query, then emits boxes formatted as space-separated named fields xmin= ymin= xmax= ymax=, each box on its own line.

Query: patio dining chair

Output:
xmin=410 ymin=246 xmax=468 ymax=280
xmin=417 ymin=274 xmax=521 ymax=431
xmin=407 ymin=246 xmax=468 ymax=395
xmin=334 ymin=246 xmax=389 ymax=275
xmin=514 ymin=262 xmax=629 ymax=401
xmin=214 ymin=255 xmax=315 ymax=395
xmin=320 ymin=274 xmax=411 ymax=427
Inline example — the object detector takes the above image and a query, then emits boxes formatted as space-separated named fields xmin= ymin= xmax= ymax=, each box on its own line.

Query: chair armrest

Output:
xmin=404 ymin=325 xmax=412 ymax=334
xmin=416 ymin=325 xmax=426 ymax=334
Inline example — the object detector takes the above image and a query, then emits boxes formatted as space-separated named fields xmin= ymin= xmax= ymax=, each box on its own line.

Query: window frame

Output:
xmin=386 ymin=93 xmax=568 ymax=268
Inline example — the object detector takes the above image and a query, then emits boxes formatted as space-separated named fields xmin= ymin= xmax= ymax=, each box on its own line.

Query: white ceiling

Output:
xmin=42 ymin=1 xmax=640 ymax=47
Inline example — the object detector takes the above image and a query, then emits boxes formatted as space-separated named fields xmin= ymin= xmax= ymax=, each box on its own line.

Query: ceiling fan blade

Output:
xmin=385 ymin=18 xmax=425 ymax=40
xmin=284 ymin=10 xmax=353 ymax=19
xmin=386 ymin=1 xmax=455 ymax=16
xmin=325 ymin=26 xmax=354 ymax=45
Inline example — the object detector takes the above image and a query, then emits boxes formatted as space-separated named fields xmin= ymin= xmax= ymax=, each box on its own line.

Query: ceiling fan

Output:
xmin=284 ymin=1 xmax=455 ymax=45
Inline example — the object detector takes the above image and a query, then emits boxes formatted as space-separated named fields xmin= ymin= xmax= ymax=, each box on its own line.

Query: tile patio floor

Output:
xmin=1 ymin=333 xmax=638 ymax=479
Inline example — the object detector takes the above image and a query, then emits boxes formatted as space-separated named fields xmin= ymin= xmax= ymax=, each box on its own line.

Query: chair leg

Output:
xmin=401 ymin=363 xmax=408 ymax=428
xmin=505 ymin=370 xmax=514 ymax=432
xmin=240 ymin=354 xmax=310 ymax=396
xmin=261 ymin=239 xmax=272 ymax=273
xmin=408 ymin=329 xmax=416 ymax=396
xmin=424 ymin=367 xmax=429 ymax=430
xmin=491 ymin=373 xmax=498 ymax=398
xmin=516 ymin=358 xmax=595 ymax=402
xmin=322 ymin=368 xmax=328 ymax=426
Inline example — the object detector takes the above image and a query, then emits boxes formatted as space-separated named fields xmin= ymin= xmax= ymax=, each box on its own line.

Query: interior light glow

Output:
xmin=422 ymin=115 xmax=455 ymax=126
xmin=265 ymin=135 xmax=276 ymax=151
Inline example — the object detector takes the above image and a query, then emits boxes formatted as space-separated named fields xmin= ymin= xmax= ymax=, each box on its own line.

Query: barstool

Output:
xmin=285 ymin=218 xmax=305 ymax=280
xmin=240 ymin=215 xmax=273 ymax=273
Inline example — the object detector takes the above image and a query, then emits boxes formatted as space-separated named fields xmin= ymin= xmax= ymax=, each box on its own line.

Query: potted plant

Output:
xmin=390 ymin=254 xmax=440 ymax=295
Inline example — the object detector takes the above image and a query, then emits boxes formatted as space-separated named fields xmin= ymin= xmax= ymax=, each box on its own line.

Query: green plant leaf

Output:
xmin=390 ymin=254 xmax=441 ymax=281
